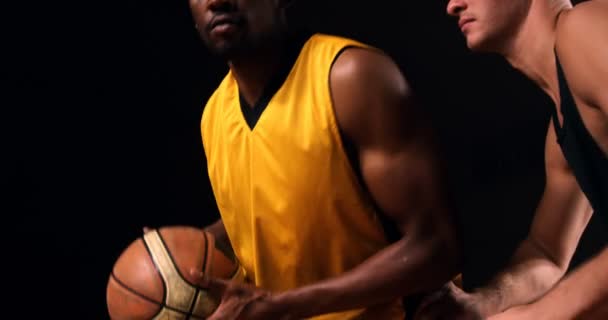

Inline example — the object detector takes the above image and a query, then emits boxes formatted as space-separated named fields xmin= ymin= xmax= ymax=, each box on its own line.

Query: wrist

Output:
xmin=273 ymin=287 xmax=322 ymax=319
xmin=203 ymin=223 xmax=235 ymax=260
xmin=203 ymin=221 xmax=224 ymax=240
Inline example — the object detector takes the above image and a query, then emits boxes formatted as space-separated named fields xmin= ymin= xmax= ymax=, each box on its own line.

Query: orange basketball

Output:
xmin=106 ymin=226 xmax=242 ymax=320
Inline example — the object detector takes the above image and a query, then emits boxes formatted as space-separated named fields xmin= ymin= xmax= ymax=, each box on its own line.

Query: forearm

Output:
xmin=204 ymin=219 xmax=227 ymax=241
xmin=204 ymin=219 xmax=234 ymax=259
xmin=472 ymin=238 xmax=568 ymax=316
xmin=277 ymin=234 xmax=460 ymax=318
xmin=528 ymin=246 xmax=608 ymax=320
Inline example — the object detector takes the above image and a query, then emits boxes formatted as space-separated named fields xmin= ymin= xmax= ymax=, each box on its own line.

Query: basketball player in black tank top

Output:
xmin=414 ymin=1 xmax=608 ymax=320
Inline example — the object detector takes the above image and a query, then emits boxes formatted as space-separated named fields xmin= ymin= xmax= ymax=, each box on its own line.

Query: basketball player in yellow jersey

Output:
xmin=186 ymin=0 xmax=461 ymax=319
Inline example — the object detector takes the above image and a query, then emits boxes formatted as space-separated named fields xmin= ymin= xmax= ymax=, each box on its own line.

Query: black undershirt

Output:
xmin=552 ymin=56 xmax=608 ymax=226
xmin=239 ymin=31 xmax=312 ymax=130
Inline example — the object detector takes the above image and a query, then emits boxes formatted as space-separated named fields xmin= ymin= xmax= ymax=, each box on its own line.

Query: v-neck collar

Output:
xmin=238 ymin=31 xmax=312 ymax=130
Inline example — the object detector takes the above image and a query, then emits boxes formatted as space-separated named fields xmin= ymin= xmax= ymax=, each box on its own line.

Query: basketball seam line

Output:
xmin=152 ymin=229 xmax=213 ymax=317
xmin=146 ymin=230 xmax=196 ymax=314
xmin=141 ymin=234 xmax=168 ymax=319
xmin=202 ymin=231 xmax=209 ymax=279
xmin=157 ymin=230 xmax=198 ymax=289
xmin=186 ymin=230 xmax=210 ymax=317
xmin=109 ymin=272 xmax=197 ymax=316
xmin=185 ymin=288 xmax=200 ymax=320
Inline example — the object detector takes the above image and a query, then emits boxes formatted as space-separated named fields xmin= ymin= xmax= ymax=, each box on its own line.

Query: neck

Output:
xmin=228 ymin=36 xmax=289 ymax=108
xmin=499 ymin=0 xmax=571 ymax=105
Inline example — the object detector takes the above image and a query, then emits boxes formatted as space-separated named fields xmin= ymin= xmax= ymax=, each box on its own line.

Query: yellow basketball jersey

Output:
xmin=201 ymin=34 xmax=404 ymax=320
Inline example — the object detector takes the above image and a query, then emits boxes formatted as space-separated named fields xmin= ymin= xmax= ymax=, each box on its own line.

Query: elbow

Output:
xmin=516 ymin=237 xmax=570 ymax=293
xmin=525 ymin=236 xmax=570 ymax=277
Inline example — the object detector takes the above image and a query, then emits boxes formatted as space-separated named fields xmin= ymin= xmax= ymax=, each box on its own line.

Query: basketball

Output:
xmin=106 ymin=226 xmax=242 ymax=320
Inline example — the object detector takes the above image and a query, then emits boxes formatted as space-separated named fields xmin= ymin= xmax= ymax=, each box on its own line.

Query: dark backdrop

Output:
xmin=10 ymin=0 xmax=605 ymax=319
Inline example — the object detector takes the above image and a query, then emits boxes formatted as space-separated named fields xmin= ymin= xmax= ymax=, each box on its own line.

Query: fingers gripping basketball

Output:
xmin=106 ymin=226 xmax=243 ymax=320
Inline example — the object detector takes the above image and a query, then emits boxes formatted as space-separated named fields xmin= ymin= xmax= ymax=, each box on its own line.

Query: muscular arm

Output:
xmin=556 ymin=0 xmax=608 ymax=118
xmin=533 ymin=247 xmax=608 ymax=319
xmin=469 ymin=125 xmax=593 ymax=317
xmin=276 ymin=48 xmax=461 ymax=317
xmin=487 ymin=3 xmax=608 ymax=318
xmin=490 ymin=247 xmax=608 ymax=320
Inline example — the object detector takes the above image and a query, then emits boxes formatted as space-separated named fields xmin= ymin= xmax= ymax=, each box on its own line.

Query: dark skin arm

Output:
xmin=277 ymin=47 xmax=460 ymax=316
xmin=205 ymin=219 xmax=226 ymax=241
xmin=190 ymin=47 xmax=461 ymax=320
xmin=204 ymin=219 xmax=236 ymax=261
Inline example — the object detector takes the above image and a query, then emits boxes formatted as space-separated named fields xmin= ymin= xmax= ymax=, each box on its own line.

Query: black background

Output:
xmin=9 ymin=0 xmax=605 ymax=319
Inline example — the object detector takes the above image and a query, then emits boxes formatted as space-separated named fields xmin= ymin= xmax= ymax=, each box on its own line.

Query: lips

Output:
xmin=458 ymin=17 xmax=474 ymax=30
xmin=208 ymin=14 xmax=242 ymax=32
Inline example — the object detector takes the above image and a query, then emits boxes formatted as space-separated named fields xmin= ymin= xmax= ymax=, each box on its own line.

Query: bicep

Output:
xmin=359 ymin=146 xmax=442 ymax=233
xmin=329 ymin=48 xmax=445 ymax=234
xmin=525 ymin=125 xmax=592 ymax=268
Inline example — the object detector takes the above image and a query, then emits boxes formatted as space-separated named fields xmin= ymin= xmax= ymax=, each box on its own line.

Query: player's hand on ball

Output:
xmin=414 ymin=281 xmax=484 ymax=320
xmin=190 ymin=269 xmax=297 ymax=320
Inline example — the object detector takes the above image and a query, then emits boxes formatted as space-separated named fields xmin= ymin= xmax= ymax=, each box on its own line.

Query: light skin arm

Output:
xmin=417 ymin=4 xmax=608 ymax=319
xmin=466 ymin=124 xmax=593 ymax=317
xmin=486 ymin=4 xmax=608 ymax=319
xmin=489 ymin=247 xmax=608 ymax=320
xmin=414 ymin=125 xmax=592 ymax=320
xmin=276 ymin=47 xmax=461 ymax=317
xmin=555 ymin=0 xmax=608 ymax=118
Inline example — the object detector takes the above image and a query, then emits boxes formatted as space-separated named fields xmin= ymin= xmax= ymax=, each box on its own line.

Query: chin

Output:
xmin=207 ymin=40 xmax=237 ymax=56
xmin=209 ymin=35 xmax=252 ymax=57
xmin=466 ymin=39 xmax=483 ymax=52
xmin=466 ymin=35 xmax=491 ymax=53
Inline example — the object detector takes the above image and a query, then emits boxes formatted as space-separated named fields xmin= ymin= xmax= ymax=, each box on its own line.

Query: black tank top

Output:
xmin=551 ymin=56 xmax=608 ymax=225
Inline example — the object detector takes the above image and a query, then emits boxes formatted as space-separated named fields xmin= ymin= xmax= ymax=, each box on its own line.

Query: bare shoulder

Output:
xmin=330 ymin=47 xmax=410 ymax=98
xmin=329 ymin=47 xmax=418 ymax=146
xmin=556 ymin=0 xmax=608 ymax=45
xmin=556 ymin=1 xmax=608 ymax=111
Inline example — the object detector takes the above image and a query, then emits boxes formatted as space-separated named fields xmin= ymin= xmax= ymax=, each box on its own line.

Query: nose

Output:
xmin=447 ymin=0 xmax=467 ymax=17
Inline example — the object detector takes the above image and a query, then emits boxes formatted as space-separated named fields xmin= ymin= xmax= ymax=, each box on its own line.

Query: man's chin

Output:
xmin=208 ymin=39 xmax=247 ymax=58
xmin=466 ymin=37 xmax=490 ymax=53
xmin=465 ymin=32 xmax=504 ymax=53
xmin=208 ymin=43 xmax=236 ymax=57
